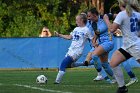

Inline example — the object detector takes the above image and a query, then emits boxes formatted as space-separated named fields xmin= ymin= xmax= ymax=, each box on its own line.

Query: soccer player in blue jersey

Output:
xmin=73 ymin=11 xmax=115 ymax=83
xmin=84 ymin=8 xmax=116 ymax=82
xmin=54 ymin=14 xmax=93 ymax=84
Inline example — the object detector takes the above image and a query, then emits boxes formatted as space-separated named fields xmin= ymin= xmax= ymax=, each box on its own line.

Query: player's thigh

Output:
xmin=66 ymin=49 xmax=82 ymax=61
xmin=92 ymin=41 xmax=113 ymax=56
xmin=110 ymin=50 xmax=126 ymax=67
xmin=92 ymin=45 xmax=106 ymax=56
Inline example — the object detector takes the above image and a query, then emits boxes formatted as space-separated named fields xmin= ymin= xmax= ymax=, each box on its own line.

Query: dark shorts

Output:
xmin=118 ymin=48 xmax=132 ymax=60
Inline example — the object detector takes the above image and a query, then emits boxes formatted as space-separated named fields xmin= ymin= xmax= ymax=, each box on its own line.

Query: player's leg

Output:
xmin=83 ymin=47 xmax=110 ymax=81
xmin=99 ymin=54 xmax=116 ymax=83
xmin=100 ymin=54 xmax=114 ymax=77
xmin=54 ymin=56 xmax=74 ymax=84
xmin=89 ymin=54 xmax=113 ymax=83
xmin=122 ymin=59 xmax=138 ymax=87
xmin=91 ymin=58 xmax=112 ymax=83
xmin=110 ymin=49 xmax=129 ymax=93
xmin=122 ymin=61 xmax=136 ymax=79
xmin=84 ymin=48 xmax=95 ymax=66
xmin=90 ymin=42 xmax=114 ymax=78
xmin=72 ymin=50 xmax=107 ymax=81
xmin=86 ymin=45 xmax=105 ymax=64
xmin=99 ymin=41 xmax=115 ymax=78
xmin=89 ymin=45 xmax=113 ymax=83
xmin=72 ymin=52 xmax=92 ymax=67
xmin=92 ymin=60 xmax=104 ymax=81
xmin=72 ymin=47 xmax=95 ymax=67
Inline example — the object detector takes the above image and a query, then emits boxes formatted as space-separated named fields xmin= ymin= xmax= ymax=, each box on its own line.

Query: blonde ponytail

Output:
xmin=130 ymin=0 xmax=140 ymax=12
xmin=118 ymin=0 xmax=140 ymax=16
xmin=125 ymin=0 xmax=132 ymax=16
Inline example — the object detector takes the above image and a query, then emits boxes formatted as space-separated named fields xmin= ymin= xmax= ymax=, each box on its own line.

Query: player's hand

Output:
xmin=95 ymin=30 xmax=100 ymax=35
xmin=54 ymin=31 xmax=59 ymax=37
xmin=113 ymin=29 xmax=122 ymax=36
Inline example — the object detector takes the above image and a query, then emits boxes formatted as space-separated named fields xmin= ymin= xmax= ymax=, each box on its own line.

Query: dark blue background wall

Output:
xmin=0 ymin=37 xmax=139 ymax=68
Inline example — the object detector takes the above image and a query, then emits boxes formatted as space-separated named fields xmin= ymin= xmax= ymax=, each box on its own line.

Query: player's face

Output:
xmin=87 ymin=12 xmax=92 ymax=21
xmin=76 ymin=16 xmax=82 ymax=27
xmin=87 ymin=12 xmax=98 ymax=22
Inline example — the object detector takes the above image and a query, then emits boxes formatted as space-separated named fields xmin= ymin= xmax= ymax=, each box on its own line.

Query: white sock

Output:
xmin=97 ymin=73 xmax=100 ymax=76
xmin=97 ymin=72 xmax=101 ymax=76
xmin=55 ymin=71 xmax=65 ymax=83
xmin=112 ymin=66 xmax=125 ymax=87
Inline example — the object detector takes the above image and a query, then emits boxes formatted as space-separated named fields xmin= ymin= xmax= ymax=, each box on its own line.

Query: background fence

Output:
xmin=0 ymin=37 xmax=139 ymax=69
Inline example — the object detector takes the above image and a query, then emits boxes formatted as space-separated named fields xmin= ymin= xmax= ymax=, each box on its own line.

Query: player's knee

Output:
xmin=92 ymin=55 xmax=98 ymax=61
xmin=66 ymin=63 xmax=73 ymax=68
xmin=60 ymin=56 xmax=74 ymax=71
xmin=60 ymin=61 xmax=66 ymax=71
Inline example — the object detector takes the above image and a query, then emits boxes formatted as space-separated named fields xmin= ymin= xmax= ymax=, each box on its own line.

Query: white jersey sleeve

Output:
xmin=113 ymin=11 xmax=124 ymax=25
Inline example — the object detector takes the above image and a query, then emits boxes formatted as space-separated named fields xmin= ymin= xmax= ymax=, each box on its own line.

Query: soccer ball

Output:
xmin=36 ymin=75 xmax=48 ymax=84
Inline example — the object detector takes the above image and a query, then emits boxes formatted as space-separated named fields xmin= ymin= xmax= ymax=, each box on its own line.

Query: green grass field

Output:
xmin=0 ymin=68 xmax=139 ymax=93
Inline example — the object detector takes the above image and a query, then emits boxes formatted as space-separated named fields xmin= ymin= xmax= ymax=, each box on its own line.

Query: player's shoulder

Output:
xmin=84 ymin=26 xmax=89 ymax=29
xmin=118 ymin=11 xmax=127 ymax=16
xmin=84 ymin=26 xmax=90 ymax=32
xmin=73 ymin=27 xmax=79 ymax=31
xmin=133 ymin=11 xmax=140 ymax=16
xmin=74 ymin=26 xmax=89 ymax=31
xmin=115 ymin=11 xmax=128 ymax=20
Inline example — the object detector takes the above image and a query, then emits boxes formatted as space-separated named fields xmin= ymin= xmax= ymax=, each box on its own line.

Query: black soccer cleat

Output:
xmin=54 ymin=82 xmax=60 ymax=84
xmin=84 ymin=61 xmax=89 ymax=66
xmin=116 ymin=86 xmax=128 ymax=93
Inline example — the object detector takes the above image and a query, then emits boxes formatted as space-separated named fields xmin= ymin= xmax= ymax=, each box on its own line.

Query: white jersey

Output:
xmin=66 ymin=26 xmax=93 ymax=60
xmin=114 ymin=10 xmax=140 ymax=49
xmin=114 ymin=10 xmax=140 ymax=60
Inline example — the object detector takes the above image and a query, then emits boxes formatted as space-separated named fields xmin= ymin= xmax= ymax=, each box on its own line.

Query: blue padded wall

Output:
xmin=0 ymin=37 xmax=139 ymax=68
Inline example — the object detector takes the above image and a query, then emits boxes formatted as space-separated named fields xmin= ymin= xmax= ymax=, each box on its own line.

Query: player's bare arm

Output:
xmin=54 ymin=31 xmax=72 ymax=40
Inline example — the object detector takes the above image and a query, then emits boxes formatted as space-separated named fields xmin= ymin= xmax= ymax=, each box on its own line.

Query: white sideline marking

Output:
xmin=14 ymin=84 xmax=72 ymax=93
xmin=61 ymin=84 xmax=113 ymax=88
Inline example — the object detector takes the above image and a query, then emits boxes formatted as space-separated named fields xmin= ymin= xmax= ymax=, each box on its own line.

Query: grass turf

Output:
xmin=0 ymin=68 xmax=139 ymax=93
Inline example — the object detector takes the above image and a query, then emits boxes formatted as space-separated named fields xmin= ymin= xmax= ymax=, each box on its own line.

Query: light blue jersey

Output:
xmin=96 ymin=18 xmax=114 ymax=52
xmin=86 ymin=20 xmax=94 ymax=47
xmin=86 ymin=20 xmax=94 ymax=36
xmin=86 ymin=18 xmax=114 ymax=52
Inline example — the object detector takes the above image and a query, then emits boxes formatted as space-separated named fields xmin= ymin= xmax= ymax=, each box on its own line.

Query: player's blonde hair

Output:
xmin=78 ymin=13 xmax=87 ymax=24
xmin=118 ymin=0 xmax=140 ymax=16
